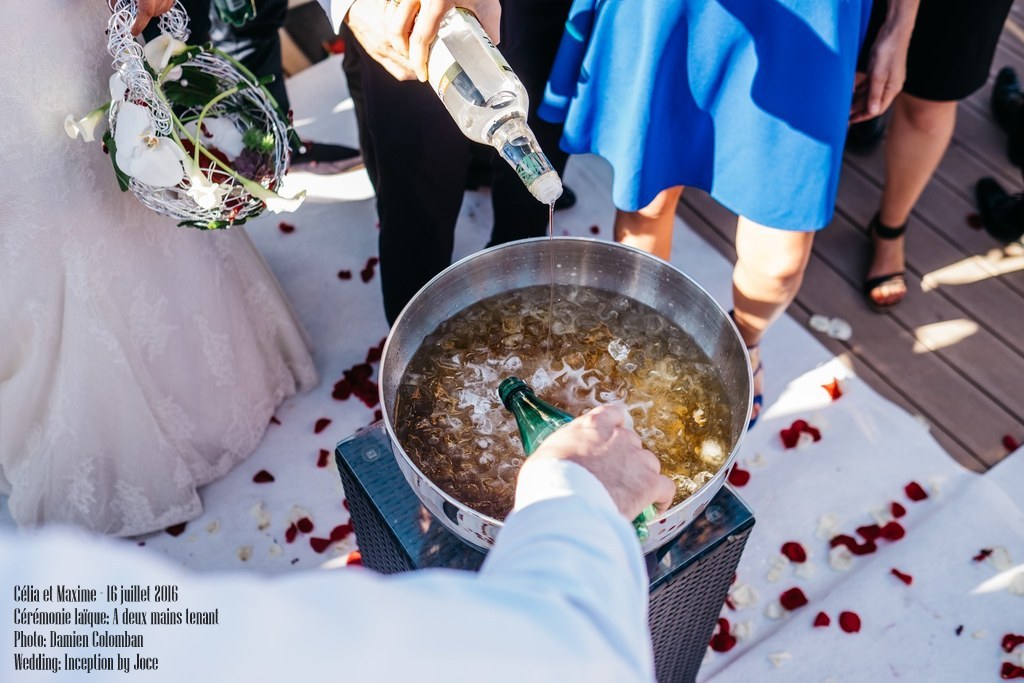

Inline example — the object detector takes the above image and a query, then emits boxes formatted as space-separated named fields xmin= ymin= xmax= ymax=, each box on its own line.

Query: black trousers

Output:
xmin=343 ymin=0 xmax=573 ymax=324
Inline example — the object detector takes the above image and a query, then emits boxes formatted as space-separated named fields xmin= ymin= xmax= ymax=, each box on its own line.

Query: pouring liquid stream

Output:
xmin=547 ymin=201 xmax=555 ymax=354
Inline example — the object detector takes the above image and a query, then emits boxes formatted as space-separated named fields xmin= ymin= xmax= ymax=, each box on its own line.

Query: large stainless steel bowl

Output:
xmin=379 ymin=238 xmax=752 ymax=554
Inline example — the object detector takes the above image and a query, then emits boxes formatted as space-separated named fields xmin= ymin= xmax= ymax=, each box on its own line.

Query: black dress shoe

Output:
xmin=846 ymin=115 xmax=886 ymax=155
xmin=992 ymin=67 xmax=1024 ymax=134
xmin=290 ymin=141 xmax=362 ymax=174
xmin=976 ymin=176 xmax=1024 ymax=244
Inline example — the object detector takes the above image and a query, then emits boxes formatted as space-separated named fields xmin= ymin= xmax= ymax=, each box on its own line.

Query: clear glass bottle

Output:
xmin=498 ymin=377 xmax=656 ymax=542
xmin=212 ymin=0 xmax=256 ymax=27
xmin=426 ymin=9 xmax=563 ymax=205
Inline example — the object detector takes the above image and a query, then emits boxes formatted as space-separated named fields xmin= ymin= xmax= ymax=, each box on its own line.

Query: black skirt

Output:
xmin=860 ymin=0 xmax=1015 ymax=102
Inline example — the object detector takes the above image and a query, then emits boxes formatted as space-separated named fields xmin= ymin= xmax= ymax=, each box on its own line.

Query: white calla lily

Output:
xmin=144 ymin=34 xmax=189 ymax=74
xmin=186 ymin=118 xmax=245 ymax=160
xmin=64 ymin=105 xmax=108 ymax=142
xmin=237 ymin=176 xmax=305 ymax=214
xmin=185 ymin=168 xmax=229 ymax=210
xmin=113 ymin=102 xmax=186 ymax=188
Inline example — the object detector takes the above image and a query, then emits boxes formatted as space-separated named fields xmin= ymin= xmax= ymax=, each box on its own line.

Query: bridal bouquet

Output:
xmin=65 ymin=1 xmax=304 ymax=230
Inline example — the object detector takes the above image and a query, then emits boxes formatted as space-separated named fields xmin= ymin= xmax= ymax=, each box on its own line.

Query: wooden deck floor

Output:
xmin=681 ymin=13 xmax=1024 ymax=473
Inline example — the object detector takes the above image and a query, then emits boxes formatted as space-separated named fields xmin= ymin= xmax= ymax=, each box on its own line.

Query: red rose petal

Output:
xmin=345 ymin=550 xmax=362 ymax=566
xmin=269 ymin=415 xmax=281 ymax=425
xmin=805 ymin=426 xmax=822 ymax=442
xmin=1003 ymin=633 xmax=1024 ymax=654
xmin=781 ymin=541 xmax=807 ymax=563
xmin=310 ymin=537 xmax=332 ymax=553
xmin=780 ymin=427 xmax=800 ymax=449
xmin=905 ymin=481 xmax=928 ymax=501
xmin=1002 ymin=663 xmax=1024 ymax=680
xmin=342 ymin=499 xmax=350 ymax=511
xmin=278 ymin=222 xmax=295 ymax=234
xmin=792 ymin=419 xmax=808 ymax=432
xmin=360 ymin=256 xmax=379 ymax=283
xmin=813 ymin=611 xmax=830 ymax=627
xmin=891 ymin=568 xmax=913 ymax=585
xmin=838 ymin=611 xmax=861 ymax=633
xmin=879 ymin=521 xmax=906 ymax=541
xmin=709 ymin=618 xmax=737 ymax=652
xmin=366 ymin=337 xmax=387 ymax=364
xmin=822 ymin=378 xmax=843 ymax=401
xmin=727 ymin=464 xmax=750 ymax=487
xmin=337 ymin=270 xmax=352 ymax=280
xmin=856 ymin=524 xmax=882 ymax=542
xmin=252 ymin=470 xmax=275 ymax=483
xmin=374 ymin=409 xmax=383 ymax=421
xmin=296 ymin=517 xmax=314 ymax=534
xmin=589 ymin=225 xmax=600 ymax=235
xmin=332 ymin=363 xmax=380 ymax=408
xmin=330 ymin=522 xmax=354 ymax=542
xmin=1004 ymin=435 xmax=1021 ymax=452
xmin=779 ymin=587 xmax=809 ymax=611
xmin=891 ymin=502 xmax=907 ymax=518
xmin=318 ymin=449 xmax=331 ymax=468
xmin=165 ymin=522 xmax=187 ymax=537
xmin=831 ymin=534 xmax=878 ymax=556
xmin=314 ymin=418 xmax=332 ymax=434
xmin=724 ymin=596 xmax=737 ymax=610
xmin=284 ymin=523 xmax=297 ymax=544
xmin=973 ymin=548 xmax=993 ymax=562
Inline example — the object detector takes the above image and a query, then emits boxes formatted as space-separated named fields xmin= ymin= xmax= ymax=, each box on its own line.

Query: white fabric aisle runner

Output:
xmin=3 ymin=55 xmax=1020 ymax=680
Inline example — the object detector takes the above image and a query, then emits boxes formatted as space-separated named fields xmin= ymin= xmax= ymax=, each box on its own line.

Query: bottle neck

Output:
xmin=490 ymin=118 xmax=563 ymax=205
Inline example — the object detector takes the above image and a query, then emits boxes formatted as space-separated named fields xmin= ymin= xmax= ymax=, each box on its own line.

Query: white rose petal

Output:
xmin=972 ymin=629 xmax=988 ymax=639
xmin=268 ymin=543 xmax=283 ymax=557
xmin=816 ymin=513 xmax=841 ymax=540
xmin=205 ymin=520 xmax=220 ymax=534
xmin=768 ymin=652 xmax=792 ymax=668
xmin=290 ymin=506 xmax=312 ymax=523
xmin=988 ymin=546 xmax=1013 ymax=572
xmin=237 ymin=546 xmax=253 ymax=562
xmin=870 ymin=506 xmax=895 ymax=526
xmin=795 ymin=561 xmax=818 ymax=579
xmin=764 ymin=601 xmax=784 ymax=620
xmin=250 ymin=502 xmax=272 ymax=531
xmin=809 ymin=315 xmax=831 ymax=332
xmin=732 ymin=621 xmax=754 ymax=642
xmin=747 ymin=452 xmax=767 ymax=469
xmin=827 ymin=317 xmax=853 ymax=341
xmin=829 ymin=545 xmax=854 ymax=572
xmin=728 ymin=582 xmax=760 ymax=609
xmin=766 ymin=555 xmax=790 ymax=583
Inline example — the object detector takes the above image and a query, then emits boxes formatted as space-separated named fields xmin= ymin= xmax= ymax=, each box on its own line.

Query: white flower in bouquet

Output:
xmin=64 ymin=106 xmax=108 ymax=142
xmin=113 ymin=102 xmax=186 ymax=188
xmin=143 ymin=34 xmax=189 ymax=81
xmin=186 ymin=118 xmax=245 ymax=160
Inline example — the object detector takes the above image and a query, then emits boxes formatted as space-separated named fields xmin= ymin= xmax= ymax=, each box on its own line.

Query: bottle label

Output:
xmin=428 ymin=39 xmax=460 ymax=98
xmin=515 ymin=152 xmax=552 ymax=186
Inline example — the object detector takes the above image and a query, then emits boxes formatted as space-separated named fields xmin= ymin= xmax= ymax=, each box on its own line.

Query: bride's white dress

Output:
xmin=0 ymin=2 xmax=318 ymax=536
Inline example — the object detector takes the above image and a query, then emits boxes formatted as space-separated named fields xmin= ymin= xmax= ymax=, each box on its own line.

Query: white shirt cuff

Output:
xmin=513 ymin=458 xmax=618 ymax=514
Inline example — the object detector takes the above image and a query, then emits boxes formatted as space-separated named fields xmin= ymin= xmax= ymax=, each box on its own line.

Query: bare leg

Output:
xmin=868 ymin=94 xmax=957 ymax=305
xmin=732 ymin=218 xmax=815 ymax=422
xmin=613 ymin=186 xmax=684 ymax=261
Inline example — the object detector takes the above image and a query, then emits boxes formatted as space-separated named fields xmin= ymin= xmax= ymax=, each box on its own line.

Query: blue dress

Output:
xmin=539 ymin=0 xmax=873 ymax=230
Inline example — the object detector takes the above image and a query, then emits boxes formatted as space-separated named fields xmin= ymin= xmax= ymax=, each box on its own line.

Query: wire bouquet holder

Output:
xmin=67 ymin=0 xmax=304 ymax=229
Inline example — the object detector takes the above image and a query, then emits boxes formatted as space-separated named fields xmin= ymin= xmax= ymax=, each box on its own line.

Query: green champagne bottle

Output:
xmin=497 ymin=376 xmax=657 ymax=542
xmin=212 ymin=0 xmax=257 ymax=27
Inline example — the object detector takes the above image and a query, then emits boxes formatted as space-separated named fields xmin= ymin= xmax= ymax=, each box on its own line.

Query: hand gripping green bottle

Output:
xmin=497 ymin=376 xmax=657 ymax=542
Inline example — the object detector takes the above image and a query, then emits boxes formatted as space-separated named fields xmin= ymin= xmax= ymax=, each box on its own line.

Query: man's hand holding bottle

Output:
xmin=345 ymin=0 xmax=501 ymax=82
xmin=525 ymin=404 xmax=677 ymax=522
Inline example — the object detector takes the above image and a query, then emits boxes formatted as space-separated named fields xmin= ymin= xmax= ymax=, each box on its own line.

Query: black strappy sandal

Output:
xmin=863 ymin=213 xmax=907 ymax=312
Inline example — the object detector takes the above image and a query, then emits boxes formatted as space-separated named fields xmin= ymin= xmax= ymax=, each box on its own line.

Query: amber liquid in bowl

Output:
xmin=394 ymin=284 xmax=732 ymax=520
